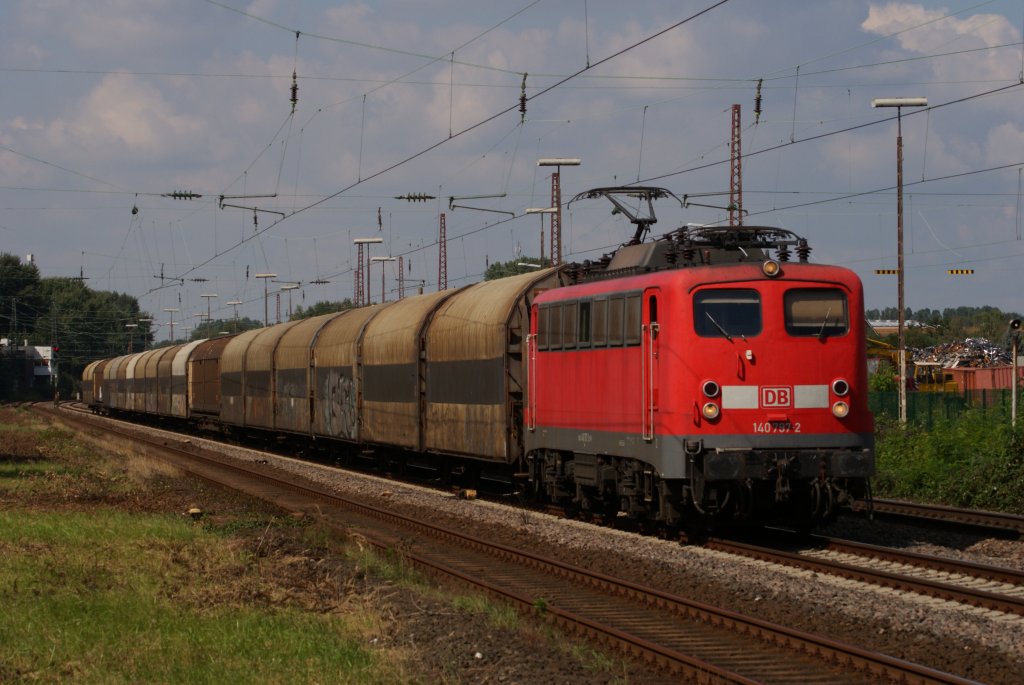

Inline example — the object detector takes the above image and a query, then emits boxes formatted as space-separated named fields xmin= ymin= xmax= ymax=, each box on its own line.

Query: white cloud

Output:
xmin=20 ymin=0 xmax=182 ymax=55
xmin=862 ymin=3 xmax=1021 ymax=82
xmin=984 ymin=121 xmax=1024 ymax=167
xmin=51 ymin=74 xmax=205 ymax=157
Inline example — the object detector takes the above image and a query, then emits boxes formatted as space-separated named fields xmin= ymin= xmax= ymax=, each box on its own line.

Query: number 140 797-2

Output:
xmin=753 ymin=421 xmax=801 ymax=433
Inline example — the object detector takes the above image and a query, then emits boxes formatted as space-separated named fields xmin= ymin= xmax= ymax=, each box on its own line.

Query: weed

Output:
xmin=451 ymin=594 xmax=520 ymax=630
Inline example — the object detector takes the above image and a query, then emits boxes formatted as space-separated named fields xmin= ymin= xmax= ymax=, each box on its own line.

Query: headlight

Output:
xmin=702 ymin=380 xmax=720 ymax=398
xmin=702 ymin=402 xmax=720 ymax=420
xmin=832 ymin=379 xmax=850 ymax=396
xmin=832 ymin=401 xmax=850 ymax=418
xmin=762 ymin=259 xmax=782 ymax=277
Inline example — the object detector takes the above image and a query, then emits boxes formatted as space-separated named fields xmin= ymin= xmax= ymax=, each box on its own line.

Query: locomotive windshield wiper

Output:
xmin=705 ymin=312 xmax=733 ymax=341
xmin=817 ymin=307 xmax=833 ymax=339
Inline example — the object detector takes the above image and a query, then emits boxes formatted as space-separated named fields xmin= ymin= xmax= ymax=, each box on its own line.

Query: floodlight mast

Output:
xmin=226 ymin=300 xmax=242 ymax=324
xmin=162 ymin=307 xmax=179 ymax=343
xmin=200 ymin=293 xmax=218 ymax=326
xmin=353 ymin=237 xmax=383 ymax=306
xmin=370 ymin=256 xmax=397 ymax=303
xmin=254 ymin=273 xmax=277 ymax=327
xmin=525 ymin=207 xmax=557 ymax=264
xmin=871 ymin=96 xmax=928 ymax=425
xmin=275 ymin=282 xmax=299 ymax=318
xmin=537 ymin=158 xmax=581 ymax=266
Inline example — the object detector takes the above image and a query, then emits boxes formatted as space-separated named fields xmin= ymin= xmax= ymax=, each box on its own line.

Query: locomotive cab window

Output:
xmin=694 ymin=289 xmax=762 ymax=338
xmin=784 ymin=288 xmax=848 ymax=337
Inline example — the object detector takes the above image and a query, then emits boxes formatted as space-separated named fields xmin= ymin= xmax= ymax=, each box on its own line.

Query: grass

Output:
xmin=0 ymin=409 xmax=408 ymax=684
xmin=450 ymin=595 xmax=519 ymax=631
xmin=0 ymin=407 xmax=665 ymax=683
xmin=0 ymin=510 xmax=401 ymax=684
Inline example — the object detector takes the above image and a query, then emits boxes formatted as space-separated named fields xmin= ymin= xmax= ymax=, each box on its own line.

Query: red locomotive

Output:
xmin=524 ymin=188 xmax=873 ymax=528
xmin=83 ymin=186 xmax=873 ymax=531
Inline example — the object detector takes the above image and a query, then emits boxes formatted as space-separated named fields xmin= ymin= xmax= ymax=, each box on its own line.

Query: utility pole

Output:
xmin=438 ymin=213 xmax=448 ymax=291
xmin=537 ymin=158 xmax=581 ymax=266
xmin=200 ymin=293 xmax=218 ymax=328
xmin=872 ymin=96 xmax=928 ymax=424
xmin=254 ymin=273 xmax=276 ymax=326
xmin=729 ymin=104 xmax=743 ymax=226
xmin=1011 ymin=319 xmax=1021 ymax=424
xmin=354 ymin=243 xmax=364 ymax=306
xmin=354 ymin=238 xmax=382 ymax=305
xmin=371 ymin=257 xmax=396 ymax=303
xmin=163 ymin=307 xmax=179 ymax=343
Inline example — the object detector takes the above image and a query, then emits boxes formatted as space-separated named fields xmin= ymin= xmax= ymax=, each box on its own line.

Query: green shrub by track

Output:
xmin=874 ymin=408 xmax=1024 ymax=514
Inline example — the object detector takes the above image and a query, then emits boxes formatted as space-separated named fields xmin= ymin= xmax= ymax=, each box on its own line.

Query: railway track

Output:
xmin=853 ymin=498 xmax=1024 ymax=536
xmin=706 ymin=535 xmax=1024 ymax=618
xmin=46 ymin=404 xmax=979 ymax=684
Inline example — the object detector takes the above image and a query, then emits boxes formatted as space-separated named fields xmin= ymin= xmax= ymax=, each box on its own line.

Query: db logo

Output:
xmin=760 ymin=386 xmax=792 ymax=408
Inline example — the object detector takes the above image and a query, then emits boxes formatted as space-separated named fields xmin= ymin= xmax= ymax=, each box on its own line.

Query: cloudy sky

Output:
xmin=2 ymin=0 xmax=1023 ymax=338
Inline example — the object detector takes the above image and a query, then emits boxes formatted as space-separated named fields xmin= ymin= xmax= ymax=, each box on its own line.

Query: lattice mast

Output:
xmin=729 ymin=104 xmax=743 ymax=227
xmin=438 ymin=213 xmax=448 ymax=291
xmin=354 ymin=243 xmax=365 ymax=307
xmin=398 ymin=256 xmax=405 ymax=299
xmin=550 ymin=171 xmax=562 ymax=266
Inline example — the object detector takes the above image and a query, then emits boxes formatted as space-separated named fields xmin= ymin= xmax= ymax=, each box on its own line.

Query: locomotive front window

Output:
xmin=694 ymin=289 xmax=762 ymax=338
xmin=784 ymin=288 xmax=848 ymax=337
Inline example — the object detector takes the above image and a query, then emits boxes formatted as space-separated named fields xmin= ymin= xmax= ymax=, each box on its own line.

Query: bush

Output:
xmin=873 ymin=409 xmax=1024 ymax=514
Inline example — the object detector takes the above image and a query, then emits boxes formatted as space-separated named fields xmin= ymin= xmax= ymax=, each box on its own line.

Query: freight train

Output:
xmin=83 ymin=187 xmax=873 ymax=530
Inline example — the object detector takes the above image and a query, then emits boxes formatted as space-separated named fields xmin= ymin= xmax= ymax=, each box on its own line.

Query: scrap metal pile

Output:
xmin=911 ymin=338 xmax=1011 ymax=368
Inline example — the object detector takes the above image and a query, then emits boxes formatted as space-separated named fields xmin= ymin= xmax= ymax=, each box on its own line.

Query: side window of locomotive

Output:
xmin=784 ymin=288 xmax=848 ymax=337
xmin=624 ymin=294 xmax=642 ymax=346
xmin=577 ymin=301 xmax=592 ymax=348
xmin=537 ymin=305 xmax=550 ymax=350
xmin=592 ymin=298 xmax=608 ymax=347
xmin=549 ymin=304 xmax=563 ymax=349
xmin=608 ymin=296 xmax=625 ymax=346
xmin=563 ymin=301 xmax=578 ymax=349
xmin=693 ymin=289 xmax=762 ymax=338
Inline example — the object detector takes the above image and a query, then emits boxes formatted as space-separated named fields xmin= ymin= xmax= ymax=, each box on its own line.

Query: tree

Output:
xmin=0 ymin=253 xmax=44 ymax=341
xmin=189 ymin=317 xmax=262 ymax=340
xmin=484 ymin=258 xmax=549 ymax=281
xmin=290 ymin=299 xmax=354 ymax=321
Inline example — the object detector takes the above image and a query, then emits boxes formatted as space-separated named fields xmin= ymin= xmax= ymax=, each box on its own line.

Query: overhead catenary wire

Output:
xmin=11 ymin=1 xmax=1022 ymax=320
xmin=147 ymin=0 xmax=733 ymax=293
